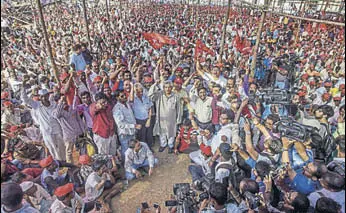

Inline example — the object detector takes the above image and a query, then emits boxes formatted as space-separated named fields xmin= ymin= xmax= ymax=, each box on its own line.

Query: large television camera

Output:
xmin=248 ymin=89 xmax=291 ymax=105
xmin=165 ymin=183 xmax=207 ymax=213
xmin=273 ymin=117 xmax=318 ymax=142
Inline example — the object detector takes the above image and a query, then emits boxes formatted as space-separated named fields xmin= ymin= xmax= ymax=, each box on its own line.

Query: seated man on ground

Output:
xmin=124 ymin=139 xmax=158 ymax=180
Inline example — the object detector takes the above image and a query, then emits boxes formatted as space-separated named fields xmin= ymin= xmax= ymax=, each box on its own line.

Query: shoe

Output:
xmin=168 ymin=147 xmax=174 ymax=154
xmin=159 ymin=146 xmax=166 ymax=152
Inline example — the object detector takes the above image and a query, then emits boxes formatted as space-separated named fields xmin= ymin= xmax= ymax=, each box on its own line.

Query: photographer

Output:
xmin=198 ymin=182 xmax=242 ymax=213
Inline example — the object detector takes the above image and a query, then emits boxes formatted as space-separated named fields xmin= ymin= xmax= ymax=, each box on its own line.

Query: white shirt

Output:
xmin=85 ymin=172 xmax=104 ymax=201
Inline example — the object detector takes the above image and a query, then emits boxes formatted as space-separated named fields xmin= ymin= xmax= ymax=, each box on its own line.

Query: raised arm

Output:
xmin=244 ymin=121 xmax=259 ymax=160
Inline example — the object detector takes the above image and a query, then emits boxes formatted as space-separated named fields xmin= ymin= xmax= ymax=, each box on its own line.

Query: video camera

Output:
xmin=273 ymin=117 xmax=318 ymax=142
xmin=165 ymin=183 xmax=206 ymax=213
xmin=248 ymin=89 xmax=291 ymax=105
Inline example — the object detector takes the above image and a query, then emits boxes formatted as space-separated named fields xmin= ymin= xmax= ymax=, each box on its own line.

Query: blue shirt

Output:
xmin=289 ymin=147 xmax=314 ymax=173
xmin=70 ymin=53 xmax=87 ymax=71
xmin=290 ymin=172 xmax=320 ymax=195
xmin=131 ymin=95 xmax=153 ymax=120
xmin=245 ymin=157 xmax=266 ymax=193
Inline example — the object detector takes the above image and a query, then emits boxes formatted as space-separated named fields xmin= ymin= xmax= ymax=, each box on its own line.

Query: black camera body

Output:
xmin=249 ymin=89 xmax=291 ymax=105
xmin=244 ymin=191 xmax=261 ymax=210
xmin=273 ymin=117 xmax=318 ymax=142
xmin=165 ymin=183 xmax=198 ymax=213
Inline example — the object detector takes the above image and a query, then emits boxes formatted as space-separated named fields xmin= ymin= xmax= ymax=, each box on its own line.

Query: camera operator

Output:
xmin=198 ymin=182 xmax=242 ymax=213
xmin=188 ymin=144 xmax=213 ymax=189
xmin=272 ymin=56 xmax=290 ymax=90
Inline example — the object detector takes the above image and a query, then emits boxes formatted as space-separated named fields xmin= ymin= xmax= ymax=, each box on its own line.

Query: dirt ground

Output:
xmin=111 ymin=144 xmax=192 ymax=213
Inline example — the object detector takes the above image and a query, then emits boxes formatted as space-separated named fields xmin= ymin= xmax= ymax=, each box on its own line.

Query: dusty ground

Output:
xmin=111 ymin=144 xmax=192 ymax=213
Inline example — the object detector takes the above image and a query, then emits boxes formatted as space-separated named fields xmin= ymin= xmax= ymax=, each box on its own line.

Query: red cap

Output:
xmin=301 ymin=86 xmax=308 ymax=91
xmin=9 ymin=125 xmax=19 ymax=133
xmin=301 ymin=74 xmax=309 ymax=79
xmin=174 ymin=77 xmax=184 ymax=85
xmin=2 ymin=101 xmax=12 ymax=107
xmin=309 ymin=81 xmax=316 ymax=85
xmin=297 ymin=91 xmax=306 ymax=97
xmin=334 ymin=97 xmax=342 ymax=101
xmin=143 ymin=77 xmax=153 ymax=83
xmin=176 ymin=67 xmax=183 ymax=72
xmin=200 ymin=143 xmax=212 ymax=156
xmin=59 ymin=72 xmax=70 ymax=81
xmin=54 ymin=183 xmax=74 ymax=197
xmin=93 ymin=76 xmax=102 ymax=83
xmin=103 ymin=83 xmax=110 ymax=88
xmin=1 ymin=92 xmax=9 ymax=99
xmin=324 ymin=82 xmax=332 ymax=87
xmin=39 ymin=156 xmax=54 ymax=168
xmin=339 ymin=84 xmax=345 ymax=90
xmin=79 ymin=155 xmax=90 ymax=165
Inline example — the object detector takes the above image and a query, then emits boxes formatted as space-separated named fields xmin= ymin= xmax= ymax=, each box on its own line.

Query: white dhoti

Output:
xmin=42 ymin=133 xmax=66 ymax=161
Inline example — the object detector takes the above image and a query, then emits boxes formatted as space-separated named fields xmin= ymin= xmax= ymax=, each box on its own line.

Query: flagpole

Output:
xmin=219 ymin=0 xmax=231 ymax=61
xmin=36 ymin=0 xmax=59 ymax=83
xmin=82 ymin=0 xmax=92 ymax=51
xmin=250 ymin=0 xmax=268 ymax=78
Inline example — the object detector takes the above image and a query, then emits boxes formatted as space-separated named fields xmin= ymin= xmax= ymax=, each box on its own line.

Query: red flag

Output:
xmin=194 ymin=39 xmax=215 ymax=59
xmin=319 ymin=23 xmax=327 ymax=32
xmin=142 ymin=32 xmax=177 ymax=49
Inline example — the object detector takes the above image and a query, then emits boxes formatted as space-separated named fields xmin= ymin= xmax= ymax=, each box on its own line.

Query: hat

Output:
xmin=176 ymin=67 xmax=183 ymax=72
xmin=324 ymin=81 xmax=332 ymax=87
xmin=174 ymin=77 xmax=183 ymax=85
xmin=9 ymin=125 xmax=19 ymax=133
xmin=298 ymin=91 xmax=306 ymax=97
xmin=200 ymin=143 xmax=212 ymax=156
xmin=39 ymin=155 xmax=54 ymax=168
xmin=301 ymin=86 xmax=308 ymax=91
xmin=93 ymin=76 xmax=102 ymax=83
xmin=54 ymin=183 xmax=74 ymax=197
xmin=38 ymin=89 xmax=49 ymax=96
xmin=309 ymin=81 xmax=316 ymax=85
xmin=334 ymin=96 xmax=342 ymax=101
xmin=79 ymin=155 xmax=90 ymax=165
xmin=143 ymin=76 xmax=153 ymax=83
xmin=1 ymin=92 xmax=9 ymax=99
xmin=219 ymin=143 xmax=232 ymax=159
xmin=301 ymin=74 xmax=309 ymax=79
xmin=20 ymin=181 xmax=34 ymax=192
xmin=59 ymin=72 xmax=70 ymax=81
xmin=339 ymin=84 xmax=345 ymax=90
xmin=2 ymin=101 xmax=12 ymax=107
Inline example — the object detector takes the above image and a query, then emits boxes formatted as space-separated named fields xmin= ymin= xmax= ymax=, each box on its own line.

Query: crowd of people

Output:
xmin=1 ymin=0 xmax=345 ymax=212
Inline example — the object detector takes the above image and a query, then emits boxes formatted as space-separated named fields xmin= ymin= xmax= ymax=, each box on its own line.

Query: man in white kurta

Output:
xmin=21 ymin=87 xmax=66 ymax=161
xmin=149 ymin=80 xmax=182 ymax=153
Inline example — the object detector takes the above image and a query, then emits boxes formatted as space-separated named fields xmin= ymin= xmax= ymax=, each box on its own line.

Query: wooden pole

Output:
xmin=35 ymin=0 xmax=59 ymax=83
xmin=219 ymin=0 xmax=231 ymax=60
xmin=82 ymin=0 xmax=92 ymax=51
xmin=294 ymin=0 xmax=304 ymax=44
xmin=250 ymin=0 xmax=268 ymax=77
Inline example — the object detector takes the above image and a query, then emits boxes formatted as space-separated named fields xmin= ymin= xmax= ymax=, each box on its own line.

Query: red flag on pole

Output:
xmin=142 ymin=32 xmax=177 ymax=49
xmin=194 ymin=39 xmax=215 ymax=59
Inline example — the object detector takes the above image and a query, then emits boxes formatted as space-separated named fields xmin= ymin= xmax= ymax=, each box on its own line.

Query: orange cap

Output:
xmin=54 ymin=183 xmax=74 ymax=197
xmin=39 ymin=156 xmax=54 ymax=168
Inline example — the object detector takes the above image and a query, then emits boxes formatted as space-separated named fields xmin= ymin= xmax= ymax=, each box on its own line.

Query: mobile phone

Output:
xmin=153 ymin=203 xmax=159 ymax=208
xmin=165 ymin=200 xmax=178 ymax=207
xmin=141 ymin=202 xmax=149 ymax=209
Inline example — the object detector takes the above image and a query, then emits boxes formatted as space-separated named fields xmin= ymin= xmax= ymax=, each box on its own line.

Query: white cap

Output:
xmin=20 ymin=181 xmax=34 ymax=192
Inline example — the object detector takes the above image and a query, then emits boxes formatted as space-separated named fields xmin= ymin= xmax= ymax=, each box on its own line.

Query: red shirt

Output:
xmin=89 ymin=103 xmax=115 ymax=138
xmin=60 ymin=83 xmax=76 ymax=106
